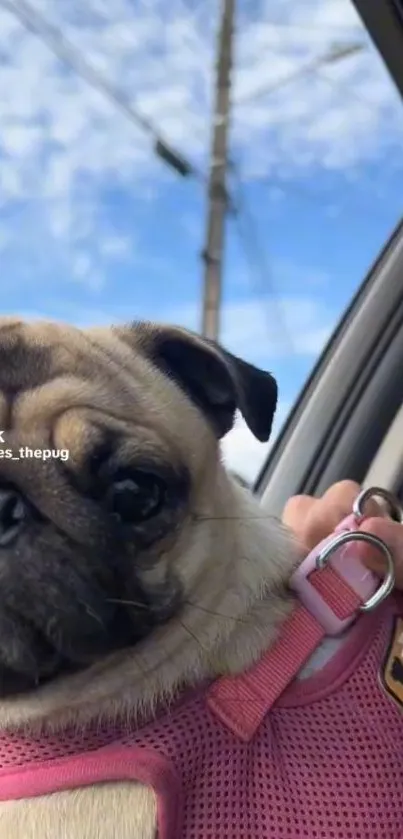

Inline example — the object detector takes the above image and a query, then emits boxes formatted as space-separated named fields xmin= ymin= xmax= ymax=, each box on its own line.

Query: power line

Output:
xmin=235 ymin=43 xmax=365 ymax=107
xmin=314 ymin=64 xmax=400 ymax=113
xmin=0 ymin=0 xmax=200 ymax=179
xmin=201 ymin=0 xmax=235 ymax=341
xmin=229 ymin=165 xmax=297 ymax=358
xmin=199 ymin=10 xmax=364 ymax=342
xmin=246 ymin=21 xmax=366 ymax=33
xmin=0 ymin=0 xmax=383 ymax=355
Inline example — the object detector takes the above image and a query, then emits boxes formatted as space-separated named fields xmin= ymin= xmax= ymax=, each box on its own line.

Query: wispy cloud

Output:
xmin=0 ymin=0 xmax=401 ymax=279
xmin=0 ymin=0 xmax=401 ymax=482
xmin=13 ymin=293 xmax=334 ymax=363
xmin=155 ymin=295 xmax=334 ymax=365
xmin=221 ymin=403 xmax=291 ymax=484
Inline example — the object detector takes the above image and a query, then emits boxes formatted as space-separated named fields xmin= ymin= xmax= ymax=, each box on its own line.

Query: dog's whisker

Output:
xmin=192 ymin=513 xmax=279 ymax=522
xmin=183 ymin=600 xmax=251 ymax=625
xmin=79 ymin=602 xmax=106 ymax=628
xmin=130 ymin=652 xmax=149 ymax=679
xmin=177 ymin=618 xmax=209 ymax=653
xmin=105 ymin=597 xmax=149 ymax=611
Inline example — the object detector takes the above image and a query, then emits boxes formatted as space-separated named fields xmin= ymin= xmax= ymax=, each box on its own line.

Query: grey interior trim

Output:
xmin=313 ymin=321 xmax=403 ymax=495
xmin=363 ymin=402 xmax=403 ymax=492
xmin=257 ymin=220 xmax=403 ymax=517
xmin=350 ymin=0 xmax=403 ymax=98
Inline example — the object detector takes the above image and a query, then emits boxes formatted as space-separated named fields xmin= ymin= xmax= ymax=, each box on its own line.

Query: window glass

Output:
xmin=0 ymin=0 xmax=402 ymax=485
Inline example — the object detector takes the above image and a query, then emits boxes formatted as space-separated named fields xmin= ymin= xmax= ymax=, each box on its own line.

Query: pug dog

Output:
xmin=0 ymin=317 xmax=300 ymax=839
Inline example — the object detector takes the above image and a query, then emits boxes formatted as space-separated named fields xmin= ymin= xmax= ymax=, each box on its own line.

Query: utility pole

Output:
xmin=201 ymin=0 xmax=235 ymax=341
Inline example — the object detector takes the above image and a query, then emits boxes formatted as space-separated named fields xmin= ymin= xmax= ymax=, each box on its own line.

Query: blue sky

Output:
xmin=0 ymin=0 xmax=402 ymax=481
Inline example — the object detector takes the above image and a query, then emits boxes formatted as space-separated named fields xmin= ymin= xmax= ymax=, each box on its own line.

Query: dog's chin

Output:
xmin=0 ymin=588 xmax=183 ymax=699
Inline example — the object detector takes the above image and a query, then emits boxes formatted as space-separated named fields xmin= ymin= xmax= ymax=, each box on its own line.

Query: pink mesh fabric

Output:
xmin=1 ymin=598 xmax=403 ymax=839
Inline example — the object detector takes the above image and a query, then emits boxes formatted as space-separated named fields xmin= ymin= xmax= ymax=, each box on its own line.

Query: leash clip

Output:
xmin=291 ymin=486 xmax=399 ymax=634
xmin=316 ymin=530 xmax=395 ymax=613
xmin=353 ymin=485 xmax=403 ymax=524
xmin=207 ymin=486 xmax=401 ymax=738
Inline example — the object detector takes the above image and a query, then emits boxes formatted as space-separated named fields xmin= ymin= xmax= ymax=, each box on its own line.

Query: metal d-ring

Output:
xmin=353 ymin=486 xmax=403 ymax=524
xmin=316 ymin=530 xmax=395 ymax=612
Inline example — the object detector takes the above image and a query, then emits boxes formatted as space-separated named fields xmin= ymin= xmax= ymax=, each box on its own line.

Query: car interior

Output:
xmin=256 ymin=0 xmax=403 ymax=518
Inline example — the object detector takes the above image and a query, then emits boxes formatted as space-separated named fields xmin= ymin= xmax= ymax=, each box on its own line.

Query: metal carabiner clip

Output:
xmin=315 ymin=486 xmax=403 ymax=612
xmin=353 ymin=486 xmax=403 ymax=523
xmin=316 ymin=529 xmax=395 ymax=613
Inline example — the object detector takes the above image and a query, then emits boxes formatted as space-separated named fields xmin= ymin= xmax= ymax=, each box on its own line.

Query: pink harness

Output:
xmin=1 ymin=494 xmax=403 ymax=839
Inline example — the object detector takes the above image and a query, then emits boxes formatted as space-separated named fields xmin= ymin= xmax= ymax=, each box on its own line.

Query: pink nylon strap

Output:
xmin=206 ymin=515 xmax=370 ymax=742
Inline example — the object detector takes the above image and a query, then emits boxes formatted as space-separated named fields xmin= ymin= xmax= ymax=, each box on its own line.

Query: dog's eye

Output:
xmin=107 ymin=472 xmax=166 ymax=524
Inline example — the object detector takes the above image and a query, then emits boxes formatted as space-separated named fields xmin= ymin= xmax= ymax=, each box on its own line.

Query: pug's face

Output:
xmin=0 ymin=317 xmax=277 ymax=698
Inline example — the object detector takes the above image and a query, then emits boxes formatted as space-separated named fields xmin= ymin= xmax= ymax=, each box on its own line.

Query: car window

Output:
xmin=0 ymin=0 xmax=402 ymax=487
xmin=220 ymin=2 xmax=403 ymax=485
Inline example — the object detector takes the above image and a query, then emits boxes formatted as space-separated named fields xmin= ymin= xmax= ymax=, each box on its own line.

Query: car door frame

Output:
xmin=256 ymin=220 xmax=403 ymax=517
xmin=351 ymin=0 xmax=403 ymax=99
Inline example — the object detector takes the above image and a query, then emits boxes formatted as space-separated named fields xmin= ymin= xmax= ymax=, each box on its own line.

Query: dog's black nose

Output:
xmin=0 ymin=488 xmax=26 ymax=546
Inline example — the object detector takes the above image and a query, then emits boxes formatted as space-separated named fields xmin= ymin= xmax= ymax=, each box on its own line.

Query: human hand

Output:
xmin=282 ymin=480 xmax=403 ymax=590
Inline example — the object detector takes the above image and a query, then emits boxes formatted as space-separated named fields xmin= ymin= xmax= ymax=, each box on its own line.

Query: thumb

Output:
xmin=356 ymin=517 xmax=403 ymax=590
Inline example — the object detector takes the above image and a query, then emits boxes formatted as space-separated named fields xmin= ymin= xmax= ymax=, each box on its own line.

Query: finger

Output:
xmin=283 ymin=492 xmax=348 ymax=552
xmin=282 ymin=483 xmax=389 ymax=555
xmin=306 ymin=482 xmax=364 ymax=548
xmin=322 ymin=480 xmax=361 ymax=507
xmin=283 ymin=483 xmax=364 ymax=551
xmin=357 ymin=517 xmax=403 ymax=589
xmin=282 ymin=495 xmax=317 ymax=527
xmin=282 ymin=496 xmax=318 ymax=548
xmin=312 ymin=482 xmax=387 ymax=550
xmin=321 ymin=481 xmax=385 ymax=520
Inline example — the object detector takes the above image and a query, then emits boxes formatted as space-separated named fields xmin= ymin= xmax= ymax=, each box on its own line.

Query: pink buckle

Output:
xmin=290 ymin=515 xmax=379 ymax=636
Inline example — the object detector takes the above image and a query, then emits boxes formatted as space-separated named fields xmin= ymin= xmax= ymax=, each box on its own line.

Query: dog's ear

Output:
xmin=115 ymin=322 xmax=278 ymax=442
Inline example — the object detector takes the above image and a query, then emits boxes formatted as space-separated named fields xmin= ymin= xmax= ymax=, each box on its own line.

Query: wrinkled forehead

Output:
xmin=0 ymin=317 xmax=211 ymax=469
xmin=0 ymin=317 xmax=134 ymax=400
xmin=0 ymin=316 xmax=155 ymax=397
